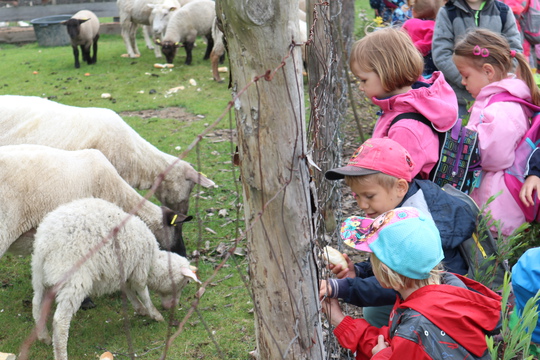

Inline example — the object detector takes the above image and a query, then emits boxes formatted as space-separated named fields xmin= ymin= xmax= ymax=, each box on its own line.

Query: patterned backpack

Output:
xmin=391 ymin=113 xmax=481 ymax=193
xmin=487 ymin=92 xmax=540 ymax=222
xmin=520 ymin=0 xmax=540 ymax=45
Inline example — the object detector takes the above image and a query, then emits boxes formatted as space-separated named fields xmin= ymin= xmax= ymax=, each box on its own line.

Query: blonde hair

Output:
xmin=453 ymin=28 xmax=540 ymax=106
xmin=349 ymin=27 xmax=424 ymax=93
xmin=344 ymin=172 xmax=398 ymax=191
xmin=370 ymin=252 xmax=442 ymax=289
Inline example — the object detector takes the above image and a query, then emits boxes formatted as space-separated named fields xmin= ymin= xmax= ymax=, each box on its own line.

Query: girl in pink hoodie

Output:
xmin=349 ymin=27 xmax=459 ymax=181
xmin=453 ymin=28 xmax=540 ymax=236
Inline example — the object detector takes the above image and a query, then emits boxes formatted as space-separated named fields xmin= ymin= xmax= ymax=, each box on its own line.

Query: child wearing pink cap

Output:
xmin=322 ymin=137 xmax=478 ymax=327
xmin=321 ymin=207 xmax=501 ymax=359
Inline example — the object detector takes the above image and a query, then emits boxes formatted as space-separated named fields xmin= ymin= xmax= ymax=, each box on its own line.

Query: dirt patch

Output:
xmin=120 ymin=107 xmax=202 ymax=122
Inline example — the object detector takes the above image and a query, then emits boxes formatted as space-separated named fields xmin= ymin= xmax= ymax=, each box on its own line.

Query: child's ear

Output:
xmin=396 ymin=179 xmax=409 ymax=197
xmin=483 ymin=63 xmax=497 ymax=81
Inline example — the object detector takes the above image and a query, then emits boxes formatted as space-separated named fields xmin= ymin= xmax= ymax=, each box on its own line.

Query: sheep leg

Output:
xmin=203 ymin=34 xmax=214 ymax=61
xmin=133 ymin=285 xmax=164 ymax=322
xmin=210 ymin=49 xmax=222 ymax=82
xmin=32 ymin=284 xmax=52 ymax=345
xmin=71 ymin=45 xmax=80 ymax=68
xmin=183 ymin=41 xmax=194 ymax=65
xmin=124 ymin=287 xmax=150 ymax=316
xmin=90 ymin=34 xmax=99 ymax=64
xmin=121 ymin=21 xmax=140 ymax=57
xmin=81 ymin=44 xmax=91 ymax=65
xmin=52 ymin=298 xmax=82 ymax=360
xmin=142 ymin=25 xmax=155 ymax=50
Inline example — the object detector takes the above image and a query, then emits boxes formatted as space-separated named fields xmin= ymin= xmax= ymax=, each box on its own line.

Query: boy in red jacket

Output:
xmin=321 ymin=207 xmax=501 ymax=359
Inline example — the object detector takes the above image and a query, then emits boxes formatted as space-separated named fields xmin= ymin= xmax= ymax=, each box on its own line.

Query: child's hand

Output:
xmin=328 ymin=253 xmax=356 ymax=279
xmin=372 ymin=335 xmax=390 ymax=355
xmin=520 ymin=175 xmax=540 ymax=207
xmin=319 ymin=279 xmax=332 ymax=300
xmin=321 ymin=297 xmax=345 ymax=327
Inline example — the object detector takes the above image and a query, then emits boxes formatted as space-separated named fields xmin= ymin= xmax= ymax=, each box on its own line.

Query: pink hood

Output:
xmin=402 ymin=18 xmax=435 ymax=56
xmin=371 ymin=71 xmax=459 ymax=139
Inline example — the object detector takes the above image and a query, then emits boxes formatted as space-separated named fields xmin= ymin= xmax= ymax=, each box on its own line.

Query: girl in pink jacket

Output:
xmin=349 ymin=27 xmax=458 ymax=180
xmin=453 ymin=28 xmax=540 ymax=236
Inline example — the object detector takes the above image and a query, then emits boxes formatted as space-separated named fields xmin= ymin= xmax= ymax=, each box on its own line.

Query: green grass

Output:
xmin=0 ymin=31 xmax=255 ymax=360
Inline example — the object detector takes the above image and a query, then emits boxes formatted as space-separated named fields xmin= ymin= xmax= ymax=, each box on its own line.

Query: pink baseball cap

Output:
xmin=324 ymin=137 xmax=415 ymax=182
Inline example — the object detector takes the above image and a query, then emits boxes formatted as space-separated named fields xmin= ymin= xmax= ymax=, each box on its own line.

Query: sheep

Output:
xmin=61 ymin=10 xmax=100 ymax=68
xmin=31 ymin=197 xmax=200 ymax=360
xmin=149 ymin=0 xmax=181 ymax=42
xmin=157 ymin=0 xmax=216 ymax=65
xmin=210 ymin=17 xmax=225 ymax=82
xmin=0 ymin=95 xmax=216 ymax=215
xmin=0 ymin=144 xmax=192 ymax=259
xmin=117 ymin=0 xmax=177 ymax=58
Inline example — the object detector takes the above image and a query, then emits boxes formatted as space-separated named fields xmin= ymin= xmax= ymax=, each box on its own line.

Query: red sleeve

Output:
xmin=372 ymin=336 xmax=435 ymax=359
xmin=333 ymin=316 xmax=390 ymax=359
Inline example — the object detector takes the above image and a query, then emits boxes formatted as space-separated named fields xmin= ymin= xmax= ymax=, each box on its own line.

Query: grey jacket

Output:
xmin=432 ymin=0 xmax=523 ymax=108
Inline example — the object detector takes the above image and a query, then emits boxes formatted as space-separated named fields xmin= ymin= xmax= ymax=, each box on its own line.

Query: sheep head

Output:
xmin=149 ymin=251 xmax=200 ymax=309
xmin=155 ymin=207 xmax=192 ymax=257
xmin=157 ymin=40 xmax=180 ymax=64
xmin=61 ymin=18 xmax=90 ymax=39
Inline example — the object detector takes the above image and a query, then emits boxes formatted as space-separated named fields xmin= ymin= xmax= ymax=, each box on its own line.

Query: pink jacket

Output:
xmin=371 ymin=71 xmax=458 ymax=179
xmin=466 ymin=76 xmax=533 ymax=236
xmin=402 ymin=18 xmax=435 ymax=57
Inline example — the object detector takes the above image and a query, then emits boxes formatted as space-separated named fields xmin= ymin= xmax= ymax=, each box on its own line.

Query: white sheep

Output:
xmin=0 ymin=95 xmax=215 ymax=215
xmin=117 ymin=0 xmax=177 ymax=58
xmin=149 ymin=0 xmax=181 ymax=41
xmin=32 ymin=197 xmax=200 ymax=360
xmin=0 ymin=144 xmax=192 ymax=259
xmin=210 ymin=17 xmax=225 ymax=82
xmin=61 ymin=10 xmax=100 ymax=68
xmin=157 ymin=0 xmax=216 ymax=65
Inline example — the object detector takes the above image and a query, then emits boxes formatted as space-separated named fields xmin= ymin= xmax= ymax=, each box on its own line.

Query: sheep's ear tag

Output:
xmin=174 ymin=42 xmax=180 ymax=46
xmin=170 ymin=214 xmax=178 ymax=226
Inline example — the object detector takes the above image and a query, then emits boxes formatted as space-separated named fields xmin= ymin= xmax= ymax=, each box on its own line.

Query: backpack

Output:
xmin=520 ymin=0 xmax=540 ymax=45
xmin=391 ymin=113 xmax=482 ymax=194
xmin=445 ymin=0 xmax=508 ymax=29
xmin=442 ymin=184 xmax=510 ymax=291
xmin=486 ymin=92 xmax=540 ymax=222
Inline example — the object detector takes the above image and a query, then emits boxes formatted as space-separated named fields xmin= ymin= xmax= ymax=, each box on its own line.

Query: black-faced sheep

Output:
xmin=0 ymin=144 xmax=192 ymax=259
xmin=0 ymin=95 xmax=216 ymax=215
xmin=32 ymin=197 xmax=199 ymax=360
xmin=61 ymin=10 xmax=100 ymax=68
xmin=118 ymin=0 xmax=178 ymax=58
xmin=157 ymin=0 xmax=216 ymax=65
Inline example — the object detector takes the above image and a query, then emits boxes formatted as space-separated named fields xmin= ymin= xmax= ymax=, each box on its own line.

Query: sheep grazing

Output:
xmin=0 ymin=144 xmax=192 ymax=259
xmin=157 ymin=0 xmax=216 ymax=65
xmin=149 ymin=0 xmax=181 ymax=42
xmin=0 ymin=95 xmax=216 ymax=215
xmin=61 ymin=10 xmax=100 ymax=68
xmin=117 ymin=0 xmax=178 ymax=58
xmin=32 ymin=198 xmax=200 ymax=360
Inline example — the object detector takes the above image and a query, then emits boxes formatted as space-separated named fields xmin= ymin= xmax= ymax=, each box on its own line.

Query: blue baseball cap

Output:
xmin=340 ymin=207 xmax=444 ymax=280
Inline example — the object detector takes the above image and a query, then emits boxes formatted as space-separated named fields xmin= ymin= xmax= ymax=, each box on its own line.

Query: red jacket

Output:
xmin=333 ymin=275 xmax=501 ymax=359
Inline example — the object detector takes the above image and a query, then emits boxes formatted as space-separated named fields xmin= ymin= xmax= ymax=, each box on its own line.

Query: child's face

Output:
xmin=453 ymin=55 xmax=491 ymax=98
xmin=349 ymin=177 xmax=406 ymax=219
xmin=352 ymin=66 xmax=390 ymax=99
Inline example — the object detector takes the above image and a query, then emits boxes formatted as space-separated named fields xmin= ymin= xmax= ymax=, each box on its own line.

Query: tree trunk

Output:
xmin=215 ymin=0 xmax=324 ymax=359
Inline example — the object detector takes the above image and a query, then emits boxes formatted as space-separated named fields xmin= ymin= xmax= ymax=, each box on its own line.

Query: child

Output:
xmin=453 ymin=28 xmax=540 ymax=237
xmin=432 ymin=0 xmax=522 ymax=118
xmin=401 ymin=0 xmax=445 ymax=77
xmin=349 ymin=27 xmax=458 ymax=181
xmin=520 ymin=147 xmax=540 ymax=207
xmin=321 ymin=207 xmax=502 ymax=359
xmin=322 ymin=137 xmax=477 ymax=327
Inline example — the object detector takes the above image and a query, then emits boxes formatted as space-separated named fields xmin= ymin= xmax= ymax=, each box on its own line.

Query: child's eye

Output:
xmin=366 ymin=195 xmax=374 ymax=199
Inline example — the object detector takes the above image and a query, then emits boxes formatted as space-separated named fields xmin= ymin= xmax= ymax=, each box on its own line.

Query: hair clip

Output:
xmin=510 ymin=50 xmax=516 ymax=58
xmin=473 ymin=45 xmax=490 ymax=58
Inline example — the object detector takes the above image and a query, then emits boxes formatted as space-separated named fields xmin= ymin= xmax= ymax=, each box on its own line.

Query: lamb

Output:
xmin=157 ymin=0 xmax=216 ymax=65
xmin=0 ymin=144 xmax=192 ymax=259
xmin=61 ymin=10 xmax=100 ymax=68
xmin=149 ymin=0 xmax=181 ymax=42
xmin=32 ymin=197 xmax=200 ymax=360
xmin=117 ymin=0 xmax=177 ymax=58
xmin=0 ymin=95 xmax=216 ymax=215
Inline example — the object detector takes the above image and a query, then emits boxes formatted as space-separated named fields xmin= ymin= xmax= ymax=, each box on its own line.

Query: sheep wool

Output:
xmin=0 ymin=144 xmax=191 ymax=259
xmin=0 ymin=95 xmax=216 ymax=215
xmin=32 ymin=197 xmax=199 ymax=360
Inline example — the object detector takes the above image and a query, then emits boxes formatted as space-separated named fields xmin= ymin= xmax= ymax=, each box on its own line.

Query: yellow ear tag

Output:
xmin=199 ymin=172 xmax=207 ymax=177
xmin=171 ymin=214 xmax=178 ymax=226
